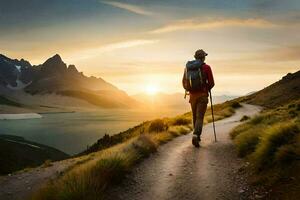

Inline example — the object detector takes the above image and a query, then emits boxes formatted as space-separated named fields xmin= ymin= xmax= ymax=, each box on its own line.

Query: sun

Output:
xmin=146 ymin=84 xmax=158 ymax=95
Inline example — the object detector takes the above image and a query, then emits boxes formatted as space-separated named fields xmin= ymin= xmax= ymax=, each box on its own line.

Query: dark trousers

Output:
xmin=190 ymin=96 xmax=208 ymax=136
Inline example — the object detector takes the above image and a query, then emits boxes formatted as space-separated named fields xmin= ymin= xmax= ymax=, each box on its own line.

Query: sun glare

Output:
xmin=146 ymin=84 xmax=158 ymax=95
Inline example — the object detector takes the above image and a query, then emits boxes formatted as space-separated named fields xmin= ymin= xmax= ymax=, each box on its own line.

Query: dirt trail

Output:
xmin=0 ymin=157 xmax=82 ymax=200
xmin=0 ymin=104 xmax=261 ymax=200
xmin=105 ymin=104 xmax=262 ymax=200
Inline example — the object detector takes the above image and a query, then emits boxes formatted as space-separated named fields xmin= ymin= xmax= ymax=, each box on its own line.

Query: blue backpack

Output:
xmin=183 ymin=60 xmax=206 ymax=92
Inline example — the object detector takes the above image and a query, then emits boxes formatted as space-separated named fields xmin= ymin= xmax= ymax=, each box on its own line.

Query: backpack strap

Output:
xmin=198 ymin=64 xmax=203 ymax=86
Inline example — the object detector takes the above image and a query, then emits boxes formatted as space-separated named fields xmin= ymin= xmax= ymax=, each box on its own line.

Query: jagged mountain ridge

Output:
xmin=0 ymin=54 xmax=138 ymax=108
xmin=24 ymin=54 xmax=118 ymax=94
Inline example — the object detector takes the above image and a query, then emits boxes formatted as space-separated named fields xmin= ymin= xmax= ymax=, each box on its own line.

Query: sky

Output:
xmin=0 ymin=0 xmax=300 ymax=95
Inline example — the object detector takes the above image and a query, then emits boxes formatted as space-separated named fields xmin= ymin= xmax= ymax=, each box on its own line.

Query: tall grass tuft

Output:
xmin=32 ymin=135 xmax=157 ymax=200
xmin=149 ymin=119 xmax=168 ymax=132
xmin=234 ymin=126 xmax=263 ymax=157
xmin=230 ymin=101 xmax=242 ymax=109
xmin=169 ymin=116 xmax=192 ymax=126
xmin=251 ymin=122 xmax=299 ymax=171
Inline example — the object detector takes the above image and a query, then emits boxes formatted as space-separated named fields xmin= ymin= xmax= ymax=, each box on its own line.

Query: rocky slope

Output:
xmin=243 ymin=70 xmax=300 ymax=108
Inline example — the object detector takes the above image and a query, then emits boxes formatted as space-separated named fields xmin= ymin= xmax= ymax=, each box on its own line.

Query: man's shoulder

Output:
xmin=202 ymin=63 xmax=211 ymax=70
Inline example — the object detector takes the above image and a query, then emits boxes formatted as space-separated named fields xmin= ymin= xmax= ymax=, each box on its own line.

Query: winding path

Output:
xmin=105 ymin=104 xmax=262 ymax=200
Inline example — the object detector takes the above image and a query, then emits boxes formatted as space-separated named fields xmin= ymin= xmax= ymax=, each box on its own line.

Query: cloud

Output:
xmin=256 ymin=45 xmax=300 ymax=61
xmin=149 ymin=18 xmax=277 ymax=34
xmin=69 ymin=39 xmax=159 ymax=61
xmin=97 ymin=39 xmax=158 ymax=52
xmin=101 ymin=1 xmax=153 ymax=16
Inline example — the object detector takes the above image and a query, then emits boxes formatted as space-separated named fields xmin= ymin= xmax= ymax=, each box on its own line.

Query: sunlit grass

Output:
xmin=32 ymin=99 xmax=240 ymax=200
xmin=230 ymin=100 xmax=300 ymax=185
xmin=32 ymin=130 xmax=189 ymax=200
xmin=251 ymin=121 xmax=299 ymax=171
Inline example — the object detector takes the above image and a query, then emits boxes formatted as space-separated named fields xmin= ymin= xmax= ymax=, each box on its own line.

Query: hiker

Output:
xmin=182 ymin=49 xmax=215 ymax=147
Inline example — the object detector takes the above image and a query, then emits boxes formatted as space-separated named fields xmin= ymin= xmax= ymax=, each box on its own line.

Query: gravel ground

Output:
xmin=0 ymin=157 xmax=82 ymax=200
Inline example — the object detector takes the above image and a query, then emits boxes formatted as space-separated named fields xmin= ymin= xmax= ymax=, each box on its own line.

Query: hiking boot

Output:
xmin=192 ymin=135 xmax=200 ymax=148
xmin=198 ymin=135 xmax=201 ymax=142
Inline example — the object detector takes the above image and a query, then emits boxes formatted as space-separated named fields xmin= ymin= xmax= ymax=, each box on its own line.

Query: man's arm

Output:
xmin=205 ymin=65 xmax=215 ymax=90
xmin=182 ymin=68 xmax=188 ymax=89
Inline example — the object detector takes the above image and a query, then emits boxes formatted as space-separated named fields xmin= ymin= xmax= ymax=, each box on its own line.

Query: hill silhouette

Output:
xmin=243 ymin=70 xmax=300 ymax=108
xmin=0 ymin=135 xmax=69 ymax=175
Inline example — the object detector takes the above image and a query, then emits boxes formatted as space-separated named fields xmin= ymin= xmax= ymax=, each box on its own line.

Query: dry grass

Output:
xmin=230 ymin=100 xmax=300 ymax=185
xmin=32 ymin=99 xmax=239 ymax=200
xmin=168 ymin=115 xmax=192 ymax=126
xmin=148 ymin=119 xmax=169 ymax=132
xmin=31 ymin=127 xmax=190 ymax=200
xmin=251 ymin=122 xmax=299 ymax=171
xmin=42 ymin=160 xmax=53 ymax=168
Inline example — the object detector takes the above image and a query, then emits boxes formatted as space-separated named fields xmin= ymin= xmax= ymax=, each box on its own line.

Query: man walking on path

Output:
xmin=182 ymin=49 xmax=215 ymax=147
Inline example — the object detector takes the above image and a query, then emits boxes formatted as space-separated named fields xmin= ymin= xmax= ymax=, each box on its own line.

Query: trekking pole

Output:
xmin=209 ymin=90 xmax=217 ymax=142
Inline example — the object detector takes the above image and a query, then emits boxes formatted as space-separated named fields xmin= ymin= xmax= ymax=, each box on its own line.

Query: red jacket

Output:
xmin=182 ymin=63 xmax=215 ymax=102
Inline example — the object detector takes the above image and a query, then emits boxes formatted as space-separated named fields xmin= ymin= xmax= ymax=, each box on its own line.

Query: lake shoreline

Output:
xmin=0 ymin=113 xmax=42 ymax=120
xmin=0 ymin=108 xmax=189 ymax=154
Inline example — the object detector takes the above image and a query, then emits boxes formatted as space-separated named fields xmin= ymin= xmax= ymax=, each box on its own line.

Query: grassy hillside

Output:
xmin=0 ymin=135 xmax=69 ymax=175
xmin=79 ymin=100 xmax=241 ymax=156
xmin=0 ymin=96 xmax=21 ymax=107
xmin=229 ymin=71 xmax=300 ymax=199
xmin=32 ymin=100 xmax=241 ymax=200
xmin=230 ymin=100 xmax=300 ymax=199
xmin=242 ymin=70 xmax=300 ymax=108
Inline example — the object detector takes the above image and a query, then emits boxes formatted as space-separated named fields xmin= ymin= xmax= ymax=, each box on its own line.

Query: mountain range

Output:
xmin=0 ymin=54 xmax=139 ymax=110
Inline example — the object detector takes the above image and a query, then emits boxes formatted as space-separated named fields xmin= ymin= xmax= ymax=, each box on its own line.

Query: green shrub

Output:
xmin=251 ymin=122 xmax=299 ymax=170
xmin=275 ymin=143 xmax=299 ymax=165
xmin=234 ymin=128 xmax=262 ymax=157
xmin=296 ymin=103 xmax=300 ymax=111
xmin=149 ymin=119 xmax=168 ymax=132
xmin=240 ymin=115 xmax=250 ymax=122
xmin=288 ymin=104 xmax=296 ymax=109
xmin=250 ymin=115 xmax=264 ymax=125
xmin=231 ymin=101 xmax=241 ymax=109
xmin=131 ymin=135 xmax=157 ymax=157
xmin=289 ymin=110 xmax=298 ymax=118
xmin=230 ymin=123 xmax=252 ymax=139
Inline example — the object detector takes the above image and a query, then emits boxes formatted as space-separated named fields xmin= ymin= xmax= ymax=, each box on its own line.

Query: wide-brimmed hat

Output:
xmin=194 ymin=49 xmax=208 ymax=59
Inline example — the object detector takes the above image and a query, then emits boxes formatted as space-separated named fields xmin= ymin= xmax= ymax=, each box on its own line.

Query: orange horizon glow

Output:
xmin=1 ymin=1 xmax=300 ymax=96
